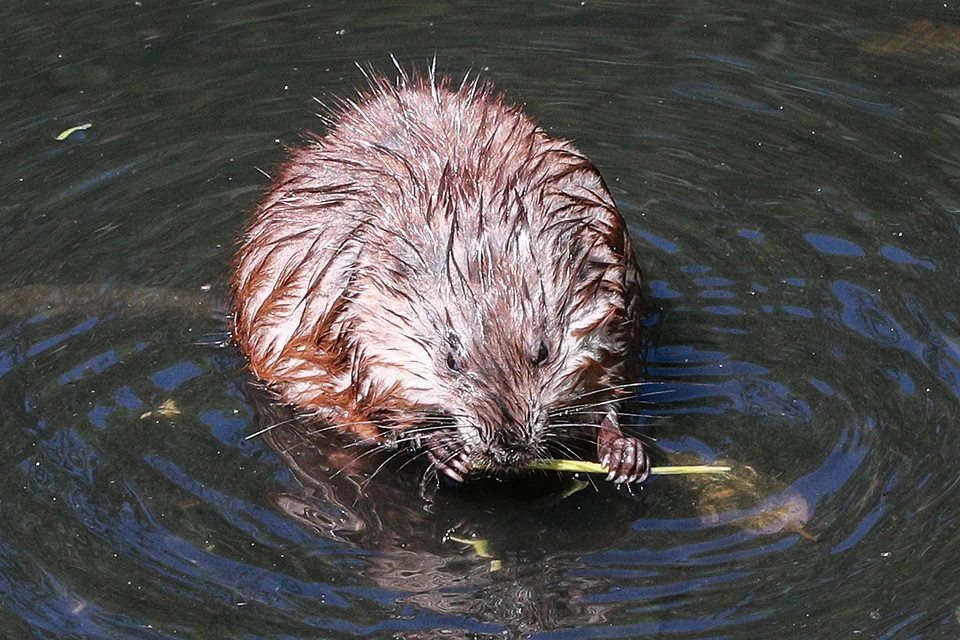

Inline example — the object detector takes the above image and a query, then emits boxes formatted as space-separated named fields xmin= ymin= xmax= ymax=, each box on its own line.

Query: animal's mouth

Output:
xmin=418 ymin=423 xmax=545 ymax=483
xmin=474 ymin=445 xmax=539 ymax=471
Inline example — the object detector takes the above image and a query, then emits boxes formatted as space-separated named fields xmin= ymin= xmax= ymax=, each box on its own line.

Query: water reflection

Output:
xmin=237 ymin=361 xmax=832 ymax=638
xmin=253 ymin=389 xmax=648 ymax=637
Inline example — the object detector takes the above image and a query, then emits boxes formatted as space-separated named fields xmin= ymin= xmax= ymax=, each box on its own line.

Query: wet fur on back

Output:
xmin=232 ymin=70 xmax=649 ymax=484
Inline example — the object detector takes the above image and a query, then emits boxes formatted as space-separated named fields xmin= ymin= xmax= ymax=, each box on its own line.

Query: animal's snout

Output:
xmin=486 ymin=433 xmax=538 ymax=468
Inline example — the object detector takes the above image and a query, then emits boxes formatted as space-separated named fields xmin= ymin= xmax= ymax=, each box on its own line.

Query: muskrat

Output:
xmin=231 ymin=71 xmax=650 ymax=485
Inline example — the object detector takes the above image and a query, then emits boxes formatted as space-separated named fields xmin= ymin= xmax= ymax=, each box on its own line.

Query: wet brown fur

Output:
xmin=231 ymin=69 xmax=647 ymax=482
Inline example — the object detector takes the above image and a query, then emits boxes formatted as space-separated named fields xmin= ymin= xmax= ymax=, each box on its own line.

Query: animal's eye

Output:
xmin=533 ymin=340 xmax=549 ymax=366
xmin=446 ymin=351 xmax=461 ymax=372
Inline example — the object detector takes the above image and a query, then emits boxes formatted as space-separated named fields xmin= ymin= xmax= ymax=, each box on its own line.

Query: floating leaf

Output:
xmin=448 ymin=535 xmax=493 ymax=558
xmin=56 ymin=123 xmax=92 ymax=141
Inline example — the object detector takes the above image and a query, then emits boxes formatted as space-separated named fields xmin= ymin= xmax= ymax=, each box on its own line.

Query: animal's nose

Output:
xmin=489 ymin=440 xmax=537 ymax=467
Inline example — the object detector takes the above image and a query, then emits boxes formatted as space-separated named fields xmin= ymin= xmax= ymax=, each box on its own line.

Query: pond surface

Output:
xmin=3 ymin=0 xmax=960 ymax=638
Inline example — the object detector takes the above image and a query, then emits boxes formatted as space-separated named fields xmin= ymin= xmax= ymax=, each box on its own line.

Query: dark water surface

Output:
xmin=3 ymin=0 xmax=960 ymax=638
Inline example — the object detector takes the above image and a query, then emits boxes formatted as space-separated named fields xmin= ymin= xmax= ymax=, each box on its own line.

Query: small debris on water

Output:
xmin=56 ymin=123 xmax=92 ymax=140
xmin=140 ymin=399 xmax=181 ymax=420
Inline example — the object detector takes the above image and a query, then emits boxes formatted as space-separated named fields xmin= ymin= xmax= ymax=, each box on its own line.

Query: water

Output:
xmin=3 ymin=0 xmax=960 ymax=637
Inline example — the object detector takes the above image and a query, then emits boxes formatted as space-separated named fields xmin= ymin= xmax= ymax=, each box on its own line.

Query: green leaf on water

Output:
xmin=448 ymin=535 xmax=493 ymax=558
xmin=56 ymin=123 xmax=92 ymax=140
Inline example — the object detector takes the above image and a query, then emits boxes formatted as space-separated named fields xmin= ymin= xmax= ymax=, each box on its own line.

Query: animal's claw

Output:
xmin=425 ymin=432 xmax=471 ymax=483
xmin=599 ymin=435 xmax=650 ymax=484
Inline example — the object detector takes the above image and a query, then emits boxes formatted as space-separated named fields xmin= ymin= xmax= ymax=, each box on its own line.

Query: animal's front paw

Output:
xmin=599 ymin=435 xmax=651 ymax=484
xmin=425 ymin=431 xmax=472 ymax=483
